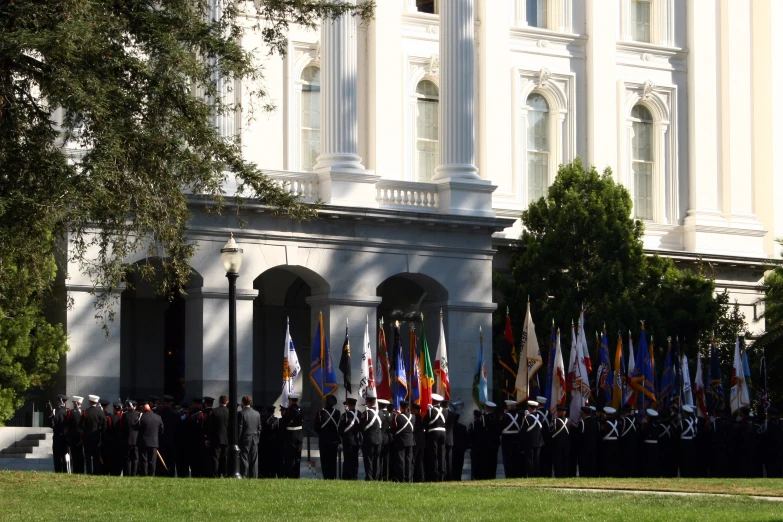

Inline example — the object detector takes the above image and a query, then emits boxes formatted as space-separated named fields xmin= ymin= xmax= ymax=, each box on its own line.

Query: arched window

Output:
xmin=300 ymin=66 xmax=320 ymax=171
xmin=631 ymin=105 xmax=653 ymax=220
xmin=527 ymin=93 xmax=549 ymax=203
xmin=415 ymin=80 xmax=439 ymax=182
xmin=526 ymin=0 xmax=547 ymax=28
xmin=631 ymin=0 xmax=651 ymax=43
xmin=417 ymin=0 xmax=438 ymax=14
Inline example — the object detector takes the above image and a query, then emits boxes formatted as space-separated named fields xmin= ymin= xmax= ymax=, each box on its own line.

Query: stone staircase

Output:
xmin=0 ymin=432 xmax=54 ymax=472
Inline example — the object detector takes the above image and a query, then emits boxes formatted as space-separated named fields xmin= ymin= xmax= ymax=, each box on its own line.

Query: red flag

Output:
xmin=376 ymin=320 xmax=392 ymax=401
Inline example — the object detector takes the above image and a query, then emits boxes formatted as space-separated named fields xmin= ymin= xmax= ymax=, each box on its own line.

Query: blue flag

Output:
xmin=741 ymin=345 xmax=752 ymax=396
xmin=309 ymin=313 xmax=338 ymax=399
xmin=629 ymin=325 xmax=657 ymax=415
xmin=659 ymin=340 xmax=675 ymax=411
xmin=545 ymin=326 xmax=557 ymax=409
xmin=472 ymin=328 xmax=488 ymax=407
xmin=597 ymin=330 xmax=612 ymax=407
xmin=393 ymin=323 xmax=408 ymax=411
xmin=708 ymin=343 xmax=725 ymax=413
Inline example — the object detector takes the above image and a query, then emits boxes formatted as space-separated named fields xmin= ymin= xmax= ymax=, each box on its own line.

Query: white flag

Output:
xmin=730 ymin=338 xmax=750 ymax=414
xmin=624 ymin=335 xmax=635 ymax=405
xmin=435 ymin=313 xmax=450 ymax=399
xmin=681 ymin=354 xmax=694 ymax=406
xmin=515 ymin=301 xmax=542 ymax=403
xmin=569 ymin=313 xmax=590 ymax=423
xmin=281 ymin=319 xmax=300 ymax=408
xmin=359 ymin=317 xmax=375 ymax=399
xmin=549 ymin=329 xmax=566 ymax=418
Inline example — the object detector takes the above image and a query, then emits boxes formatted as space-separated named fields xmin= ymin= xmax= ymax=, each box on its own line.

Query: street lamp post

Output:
xmin=221 ymin=233 xmax=243 ymax=479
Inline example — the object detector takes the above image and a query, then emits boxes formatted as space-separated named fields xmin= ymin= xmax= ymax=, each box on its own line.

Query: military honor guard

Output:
xmin=314 ymin=395 xmax=341 ymax=480
xmin=424 ymin=393 xmax=448 ymax=482
xmin=65 ymin=395 xmax=85 ymax=474
xmin=411 ymin=402 xmax=426 ymax=482
xmin=481 ymin=401 xmax=500 ymax=480
xmin=576 ymin=406 xmax=598 ymax=477
xmin=391 ymin=400 xmax=415 ymax=482
xmin=158 ymin=395 xmax=179 ymax=477
xmin=600 ymin=406 xmax=619 ymax=477
xmin=360 ymin=393 xmax=383 ymax=481
xmin=338 ymin=397 xmax=361 ymax=480
xmin=121 ymin=399 xmax=139 ymax=476
xmin=281 ymin=393 xmax=304 ymax=478
xmin=640 ymin=408 xmax=660 ymax=477
xmin=678 ymin=405 xmax=698 ymax=477
xmin=49 ymin=394 xmax=69 ymax=473
xmin=550 ymin=405 xmax=571 ymax=477
xmin=449 ymin=400 xmax=468 ymax=481
xmin=619 ymin=405 xmax=639 ymax=477
xmin=521 ymin=400 xmax=543 ymax=477
xmin=378 ymin=399 xmax=393 ymax=481
xmin=500 ymin=400 xmax=522 ymax=478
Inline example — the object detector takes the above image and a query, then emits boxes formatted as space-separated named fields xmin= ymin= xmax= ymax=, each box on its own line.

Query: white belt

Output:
xmin=286 ymin=426 xmax=302 ymax=431
xmin=502 ymin=430 xmax=519 ymax=435
xmin=681 ymin=436 xmax=693 ymax=440
xmin=428 ymin=427 xmax=446 ymax=432
xmin=644 ymin=440 xmax=657 ymax=444
xmin=603 ymin=435 xmax=617 ymax=441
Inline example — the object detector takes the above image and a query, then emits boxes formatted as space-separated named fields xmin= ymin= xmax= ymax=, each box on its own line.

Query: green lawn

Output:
xmin=1 ymin=472 xmax=782 ymax=521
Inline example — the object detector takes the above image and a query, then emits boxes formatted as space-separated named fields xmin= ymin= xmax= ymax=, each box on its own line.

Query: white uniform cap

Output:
xmin=431 ymin=393 xmax=444 ymax=402
xmin=377 ymin=399 xmax=390 ymax=405
xmin=288 ymin=393 xmax=300 ymax=400
xmin=504 ymin=400 xmax=517 ymax=406
xmin=88 ymin=395 xmax=100 ymax=403
xmin=536 ymin=396 xmax=547 ymax=404
xmin=527 ymin=400 xmax=539 ymax=408
xmin=682 ymin=404 xmax=694 ymax=413
xmin=589 ymin=406 xmax=597 ymax=412
xmin=72 ymin=396 xmax=84 ymax=403
xmin=646 ymin=408 xmax=659 ymax=417
xmin=603 ymin=406 xmax=617 ymax=414
xmin=366 ymin=389 xmax=377 ymax=399
xmin=484 ymin=401 xmax=497 ymax=408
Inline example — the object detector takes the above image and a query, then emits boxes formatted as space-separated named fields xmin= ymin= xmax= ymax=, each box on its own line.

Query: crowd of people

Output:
xmin=48 ymin=390 xmax=783 ymax=479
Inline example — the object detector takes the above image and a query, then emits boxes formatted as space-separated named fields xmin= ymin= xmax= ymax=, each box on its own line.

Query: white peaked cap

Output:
xmin=646 ymin=409 xmax=659 ymax=417
xmin=603 ymin=406 xmax=617 ymax=414
xmin=682 ymin=405 xmax=694 ymax=413
xmin=88 ymin=395 xmax=100 ymax=403
xmin=289 ymin=393 xmax=300 ymax=399
xmin=504 ymin=400 xmax=517 ymax=406
xmin=536 ymin=396 xmax=547 ymax=404
xmin=378 ymin=399 xmax=390 ymax=405
xmin=72 ymin=396 xmax=84 ymax=403
xmin=431 ymin=393 xmax=444 ymax=402
xmin=484 ymin=401 xmax=497 ymax=408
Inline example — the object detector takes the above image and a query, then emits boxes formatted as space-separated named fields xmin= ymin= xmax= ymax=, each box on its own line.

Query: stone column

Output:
xmin=585 ymin=0 xmax=617 ymax=175
xmin=433 ymin=0 xmax=495 ymax=217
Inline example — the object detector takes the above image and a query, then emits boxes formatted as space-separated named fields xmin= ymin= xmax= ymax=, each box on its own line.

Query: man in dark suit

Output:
xmin=83 ymin=395 xmax=106 ymax=475
xmin=65 ymin=396 xmax=85 ymax=474
xmin=314 ymin=395 xmax=341 ymax=479
xmin=158 ymin=395 xmax=179 ymax=477
xmin=205 ymin=395 xmax=229 ymax=477
xmin=237 ymin=395 xmax=261 ymax=478
xmin=121 ymin=400 xmax=139 ymax=476
xmin=135 ymin=399 xmax=164 ymax=476
xmin=49 ymin=394 xmax=69 ymax=473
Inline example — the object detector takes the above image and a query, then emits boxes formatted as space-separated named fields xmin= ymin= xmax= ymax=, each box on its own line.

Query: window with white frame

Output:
xmin=631 ymin=0 xmax=652 ymax=43
xmin=300 ymin=66 xmax=320 ymax=171
xmin=416 ymin=0 xmax=438 ymax=14
xmin=631 ymin=104 xmax=653 ymax=220
xmin=527 ymin=93 xmax=549 ymax=203
xmin=415 ymin=80 xmax=439 ymax=182
xmin=526 ymin=0 xmax=547 ymax=29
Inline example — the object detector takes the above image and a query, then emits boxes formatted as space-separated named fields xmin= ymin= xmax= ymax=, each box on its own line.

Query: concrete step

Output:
xmin=0 ymin=445 xmax=52 ymax=456
xmin=24 ymin=433 xmax=53 ymax=441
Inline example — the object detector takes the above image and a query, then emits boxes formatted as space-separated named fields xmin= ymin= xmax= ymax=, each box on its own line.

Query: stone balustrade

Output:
xmin=376 ymin=180 xmax=439 ymax=212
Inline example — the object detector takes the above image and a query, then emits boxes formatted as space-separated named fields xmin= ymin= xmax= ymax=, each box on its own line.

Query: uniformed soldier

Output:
xmin=424 ymin=393 xmax=448 ymax=482
xmin=108 ymin=402 xmax=124 ymax=476
xmin=550 ymin=405 xmax=571 ymax=477
xmin=82 ymin=395 xmax=106 ymax=475
xmin=678 ymin=404 xmax=698 ymax=477
xmin=98 ymin=399 xmax=112 ymax=475
xmin=411 ymin=403 xmax=426 ymax=482
xmin=200 ymin=396 xmax=215 ymax=475
xmin=449 ymin=400 xmax=468 ymax=481
xmin=521 ymin=400 xmax=543 ymax=477
xmin=260 ymin=405 xmax=281 ymax=478
xmin=175 ymin=401 xmax=191 ymax=477
xmin=657 ymin=411 xmax=677 ymax=477
xmin=158 ymin=395 xmax=179 ymax=477
xmin=500 ymin=400 xmax=522 ymax=479
xmin=468 ymin=408 xmax=485 ymax=480
xmin=185 ymin=398 xmax=205 ymax=478
xmin=763 ymin=407 xmax=783 ymax=478
xmin=65 ymin=396 xmax=85 ymax=474
xmin=619 ymin=404 xmax=639 ymax=477
xmin=378 ymin=399 xmax=393 ymax=481
xmin=482 ymin=401 xmax=500 ymax=480
xmin=577 ymin=406 xmax=598 ymax=477
xmin=535 ymin=396 xmax=553 ymax=477
xmin=280 ymin=393 xmax=304 ymax=478
xmin=49 ymin=394 xmax=69 ymax=473
xmin=361 ymin=393 xmax=383 ymax=480
xmin=121 ymin=399 xmax=139 ymax=476
xmin=391 ymin=400 xmax=415 ymax=482
xmin=599 ymin=406 xmax=619 ymax=477
xmin=314 ymin=395 xmax=341 ymax=480
xmin=641 ymin=408 xmax=660 ymax=477
xmin=338 ymin=397 xmax=361 ymax=480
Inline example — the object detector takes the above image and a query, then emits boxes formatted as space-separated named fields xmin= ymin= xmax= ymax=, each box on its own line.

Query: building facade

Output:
xmin=56 ymin=0 xmax=783 ymax=413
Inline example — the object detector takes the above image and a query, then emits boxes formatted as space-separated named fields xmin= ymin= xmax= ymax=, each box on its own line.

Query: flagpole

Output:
xmin=320 ymin=311 xmax=325 ymax=403
xmin=346 ymin=317 xmax=349 ymax=403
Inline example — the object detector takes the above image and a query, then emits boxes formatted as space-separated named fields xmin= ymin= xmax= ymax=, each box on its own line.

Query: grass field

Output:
xmin=1 ymin=472 xmax=782 ymax=521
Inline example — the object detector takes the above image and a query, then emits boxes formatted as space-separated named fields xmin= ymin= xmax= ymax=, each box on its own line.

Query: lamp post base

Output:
xmin=228 ymin=444 xmax=242 ymax=479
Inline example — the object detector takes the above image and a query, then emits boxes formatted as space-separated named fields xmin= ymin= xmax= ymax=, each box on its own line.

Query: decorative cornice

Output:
xmin=616 ymin=41 xmax=688 ymax=72
xmin=509 ymin=27 xmax=586 ymax=59
xmin=305 ymin=294 xmax=383 ymax=307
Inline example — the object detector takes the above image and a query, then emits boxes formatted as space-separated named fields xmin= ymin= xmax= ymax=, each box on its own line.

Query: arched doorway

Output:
xmin=253 ymin=266 xmax=329 ymax=410
xmin=120 ymin=260 xmax=202 ymax=401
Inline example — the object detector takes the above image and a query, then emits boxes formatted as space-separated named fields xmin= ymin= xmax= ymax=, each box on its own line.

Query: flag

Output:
xmin=516 ymin=300 xmax=543 ymax=403
xmin=681 ymin=353 xmax=693 ymax=407
xmin=408 ymin=326 xmax=421 ymax=405
xmin=694 ymin=354 xmax=707 ymax=418
xmin=392 ymin=323 xmax=408 ymax=411
xmin=597 ymin=329 xmax=612 ymax=407
xmin=708 ymin=342 xmax=725 ymax=413
xmin=545 ymin=324 xmax=557 ymax=412
xmin=567 ymin=322 xmax=578 ymax=393
xmin=760 ymin=351 xmax=769 ymax=414
xmin=742 ymin=345 xmax=752 ymax=394
xmin=569 ymin=313 xmax=590 ymax=422
xmin=671 ymin=338 xmax=681 ymax=408
xmin=625 ymin=332 xmax=636 ymax=405
xmin=730 ymin=337 xmax=750 ymax=414
xmin=500 ymin=312 xmax=517 ymax=397
xmin=309 ymin=312 xmax=338 ymax=399
xmin=339 ymin=320 xmax=351 ymax=394
xmin=281 ymin=318 xmax=301 ymax=408
xmin=549 ymin=328 xmax=567 ymax=418
xmin=433 ymin=312 xmax=450 ymax=400
xmin=359 ymin=317 xmax=376 ymax=400
xmin=376 ymin=319 xmax=392 ymax=401
xmin=612 ymin=333 xmax=626 ymax=409
xmin=659 ymin=338 xmax=675 ymax=411
xmin=629 ymin=324 xmax=657 ymax=414
xmin=473 ymin=327 xmax=488 ymax=407
xmin=419 ymin=315 xmax=435 ymax=414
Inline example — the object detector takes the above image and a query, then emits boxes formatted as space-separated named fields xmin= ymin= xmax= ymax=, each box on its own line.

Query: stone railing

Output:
xmin=376 ymin=179 xmax=439 ymax=212
xmin=264 ymin=170 xmax=320 ymax=203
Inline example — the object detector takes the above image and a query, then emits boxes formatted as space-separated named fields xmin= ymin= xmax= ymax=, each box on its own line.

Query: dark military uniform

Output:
xmin=175 ymin=402 xmax=191 ymax=478
xmin=411 ymin=405 xmax=426 ymax=482
xmin=82 ymin=403 xmax=106 ymax=475
xmin=619 ymin=410 xmax=639 ymax=477
xmin=186 ymin=404 xmax=206 ymax=477
xmin=536 ymin=406 xmax=553 ymax=477
xmin=260 ymin=407 xmax=281 ymax=477
xmin=641 ymin=414 xmax=660 ymax=477
xmin=550 ymin=411 xmax=571 ymax=477
xmin=482 ymin=409 xmax=501 ymax=479
xmin=108 ymin=405 xmax=124 ymax=476
xmin=379 ymin=404 xmax=393 ymax=481
xmin=451 ymin=412 xmax=468 ymax=481
xmin=424 ymin=402 xmax=448 ymax=482
xmin=280 ymin=401 xmax=304 ymax=478
xmin=158 ymin=400 xmax=180 ymax=477
xmin=49 ymin=398 xmax=69 ymax=473
xmin=521 ymin=408 xmax=544 ymax=477
xmin=468 ymin=411 xmax=486 ymax=480
xmin=678 ymin=414 xmax=698 ymax=477
xmin=121 ymin=406 xmax=140 ymax=476
xmin=763 ymin=410 xmax=783 ymax=478
xmin=599 ymin=414 xmax=620 ymax=477
xmin=391 ymin=409 xmax=415 ymax=482
xmin=65 ymin=404 xmax=85 ymax=474
xmin=361 ymin=404 xmax=383 ymax=480
xmin=500 ymin=407 xmax=522 ymax=479
xmin=577 ymin=410 xmax=599 ymax=477
xmin=338 ymin=405 xmax=361 ymax=480
xmin=314 ymin=404 xmax=341 ymax=480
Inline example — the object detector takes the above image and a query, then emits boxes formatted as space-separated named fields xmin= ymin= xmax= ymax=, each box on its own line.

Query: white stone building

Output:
xmin=55 ymin=0 xmax=783 ymax=413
